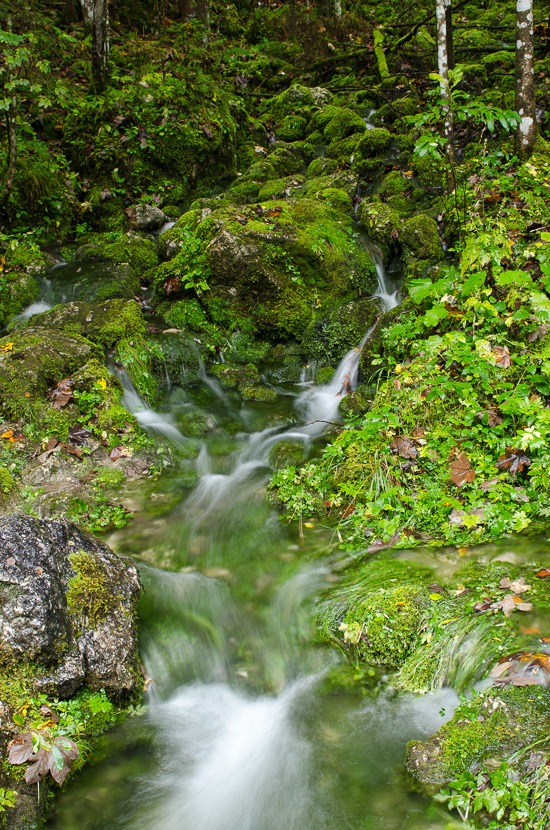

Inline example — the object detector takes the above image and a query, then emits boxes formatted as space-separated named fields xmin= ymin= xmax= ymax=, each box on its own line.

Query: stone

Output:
xmin=134 ymin=203 xmax=169 ymax=230
xmin=0 ymin=514 xmax=141 ymax=702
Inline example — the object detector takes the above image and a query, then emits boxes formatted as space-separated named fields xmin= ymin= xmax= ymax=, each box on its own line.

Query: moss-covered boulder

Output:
xmin=149 ymin=332 xmax=202 ymax=397
xmin=0 ymin=328 xmax=100 ymax=418
xmin=400 ymin=214 xmax=445 ymax=284
xmin=358 ymin=198 xmax=401 ymax=260
xmin=301 ymin=297 xmax=384 ymax=364
xmin=0 ymin=271 xmax=41 ymax=329
xmin=377 ymin=170 xmax=416 ymax=214
xmin=163 ymin=199 xmax=374 ymax=339
xmin=75 ymin=231 xmax=158 ymax=279
xmin=406 ymin=685 xmax=550 ymax=789
xmin=276 ymin=115 xmax=308 ymax=142
xmin=32 ymin=300 xmax=146 ymax=347
xmin=267 ymin=84 xmax=316 ymax=120
xmin=209 ymin=362 xmax=260 ymax=389
xmin=48 ymin=259 xmax=139 ymax=303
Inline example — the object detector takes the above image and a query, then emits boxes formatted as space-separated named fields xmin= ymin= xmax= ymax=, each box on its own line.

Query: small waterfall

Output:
xmin=114 ymin=365 xmax=187 ymax=444
xmin=138 ymin=677 xmax=325 ymax=830
xmin=370 ymin=245 xmax=401 ymax=311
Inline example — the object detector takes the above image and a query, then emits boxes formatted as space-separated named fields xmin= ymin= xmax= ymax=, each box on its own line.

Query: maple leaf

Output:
xmin=449 ymin=452 xmax=475 ymax=486
xmin=491 ymin=593 xmax=533 ymax=617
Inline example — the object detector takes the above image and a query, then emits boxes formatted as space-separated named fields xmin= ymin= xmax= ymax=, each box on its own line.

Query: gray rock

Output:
xmin=0 ymin=514 xmax=141 ymax=702
xmin=134 ymin=203 xmax=168 ymax=230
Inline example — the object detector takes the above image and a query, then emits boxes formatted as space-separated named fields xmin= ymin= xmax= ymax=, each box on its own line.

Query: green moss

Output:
xmin=0 ymin=467 xmax=15 ymax=501
xmin=258 ymin=175 xmax=305 ymax=201
xmin=315 ymin=366 xmax=335 ymax=385
xmin=306 ymin=157 xmax=338 ymax=178
xmin=99 ymin=301 xmax=146 ymax=347
xmin=0 ymin=272 xmax=40 ymax=328
xmin=240 ymin=385 xmax=277 ymax=401
xmin=358 ymin=198 xmax=400 ymax=257
xmin=323 ymin=108 xmax=366 ymax=142
xmin=210 ymin=362 xmax=260 ymax=389
xmin=319 ymin=584 xmax=423 ymax=667
xmin=355 ymin=128 xmax=393 ymax=158
xmin=406 ymin=685 xmax=550 ymax=787
xmin=96 ymin=405 xmax=138 ymax=433
xmin=267 ymin=84 xmax=315 ymax=119
xmin=316 ymin=187 xmax=352 ymax=213
xmin=66 ymin=551 xmax=120 ymax=628
xmin=268 ymin=440 xmax=307 ymax=470
xmin=95 ymin=468 xmax=126 ymax=489
xmin=276 ymin=116 xmax=308 ymax=142
xmin=400 ymin=214 xmax=445 ymax=262
xmin=326 ymin=134 xmax=362 ymax=160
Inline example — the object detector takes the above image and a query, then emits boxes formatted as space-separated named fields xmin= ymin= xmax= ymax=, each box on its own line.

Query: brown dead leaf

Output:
xmin=493 ymin=345 xmax=511 ymax=368
xmin=480 ymin=477 xmax=499 ymax=492
xmin=491 ymin=593 xmax=533 ymax=617
xmin=499 ymin=576 xmax=531 ymax=594
xmin=390 ymin=436 xmax=417 ymax=459
xmin=535 ymin=568 xmax=550 ymax=578
xmin=495 ymin=447 xmax=531 ymax=476
xmin=450 ymin=452 xmax=475 ymax=487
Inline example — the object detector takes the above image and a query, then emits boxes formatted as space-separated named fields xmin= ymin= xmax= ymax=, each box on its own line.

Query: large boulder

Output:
xmin=32 ymin=299 xmax=146 ymax=347
xmin=0 ymin=514 xmax=141 ymax=701
xmin=159 ymin=199 xmax=376 ymax=339
xmin=0 ymin=327 xmax=100 ymax=418
xmin=134 ymin=203 xmax=168 ymax=230
xmin=301 ymin=297 xmax=384 ymax=364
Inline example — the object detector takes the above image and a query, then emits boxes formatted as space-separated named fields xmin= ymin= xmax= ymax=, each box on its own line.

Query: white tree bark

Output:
xmin=334 ymin=0 xmax=342 ymax=19
xmin=515 ymin=0 xmax=536 ymax=156
xmin=80 ymin=0 xmax=94 ymax=29
xmin=436 ymin=0 xmax=455 ymax=173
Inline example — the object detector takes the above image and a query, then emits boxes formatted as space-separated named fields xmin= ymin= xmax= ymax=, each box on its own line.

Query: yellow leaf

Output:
xmin=395 ymin=364 xmax=402 ymax=374
xmin=430 ymin=593 xmax=443 ymax=601
xmin=2 ymin=342 xmax=13 ymax=353
xmin=96 ymin=378 xmax=107 ymax=390
xmin=1 ymin=430 xmax=13 ymax=439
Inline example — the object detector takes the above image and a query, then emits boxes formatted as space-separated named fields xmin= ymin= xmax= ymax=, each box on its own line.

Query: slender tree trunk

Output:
xmin=1 ymin=18 xmax=17 ymax=200
xmin=179 ymin=0 xmax=191 ymax=20
xmin=195 ymin=0 xmax=210 ymax=45
xmin=80 ymin=0 xmax=94 ymax=29
xmin=288 ymin=0 xmax=296 ymax=34
xmin=445 ymin=0 xmax=453 ymax=70
xmin=91 ymin=0 xmax=109 ymax=92
xmin=515 ymin=0 xmax=536 ymax=157
xmin=436 ymin=0 xmax=455 ymax=188
xmin=334 ymin=0 xmax=342 ymax=19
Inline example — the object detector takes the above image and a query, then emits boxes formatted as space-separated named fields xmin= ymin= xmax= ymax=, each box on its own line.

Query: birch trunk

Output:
xmin=436 ymin=0 xmax=455 ymax=185
xmin=515 ymin=0 xmax=536 ymax=157
xmin=334 ymin=0 xmax=342 ymax=19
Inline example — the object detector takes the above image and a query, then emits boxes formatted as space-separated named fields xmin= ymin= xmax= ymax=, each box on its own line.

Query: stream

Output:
xmin=10 ymin=249 xmax=529 ymax=829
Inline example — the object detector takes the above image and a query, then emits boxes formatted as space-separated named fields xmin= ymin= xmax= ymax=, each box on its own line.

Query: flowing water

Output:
xmin=33 ymin=251 xmax=535 ymax=829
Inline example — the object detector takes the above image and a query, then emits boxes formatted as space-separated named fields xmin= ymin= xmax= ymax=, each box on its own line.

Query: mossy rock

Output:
xmin=268 ymin=439 xmax=307 ymax=470
xmin=338 ymin=384 xmax=372 ymax=416
xmin=176 ymin=409 xmax=212 ymax=437
xmin=48 ymin=260 xmax=139 ymax=303
xmin=355 ymin=128 xmax=393 ymax=159
xmin=210 ymin=362 xmax=260 ymax=389
xmin=358 ymin=198 xmax=401 ymax=260
xmin=406 ymin=685 xmax=550 ymax=789
xmin=32 ymin=300 xmax=146 ymax=347
xmin=0 ymin=327 xmax=100 ymax=419
xmin=178 ymin=198 xmax=374 ymax=339
xmin=400 ymin=214 xmax=444 ymax=263
xmin=325 ymin=134 xmax=362 ymax=161
xmin=315 ymin=366 xmax=335 ymax=385
xmin=149 ymin=332 xmax=201 ymax=396
xmin=372 ymin=96 xmax=418 ymax=127
xmin=303 ymin=170 xmax=359 ymax=200
xmin=318 ymin=583 xmax=424 ymax=667
xmin=4 ymin=240 xmax=48 ymax=276
xmin=411 ymin=153 xmax=446 ymax=193
xmin=0 ymin=271 xmax=41 ymax=329
xmin=316 ymin=188 xmax=352 ymax=213
xmin=75 ymin=231 xmax=158 ymax=278
xmin=258 ymin=175 xmax=306 ymax=201
xmin=323 ymin=108 xmax=366 ymax=143
xmin=301 ymin=297 xmax=383 ymax=364
xmin=267 ymin=143 xmax=307 ymax=177
xmin=306 ymin=157 xmax=338 ymax=178
xmin=276 ymin=116 xmax=308 ymax=142
xmin=267 ymin=84 xmax=315 ymax=120
xmin=240 ymin=385 xmax=277 ymax=401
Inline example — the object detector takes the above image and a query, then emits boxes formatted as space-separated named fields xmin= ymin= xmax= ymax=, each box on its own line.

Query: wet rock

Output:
xmin=1 ymin=271 xmax=41 ymax=328
xmin=134 ymin=203 xmax=168 ymax=230
xmin=0 ymin=513 xmax=141 ymax=701
xmin=75 ymin=231 xmax=158 ymax=279
xmin=301 ymin=297 xmax=384 ymax=364
xmin=406 ymin=685 xmax=550 ymax=791
xmin=48 ymin=258 xmax=139 ymax=302
xmin=161 ymin=199 xmax=373 ymax=339
xmin=210 ymin=362 xmax=260 ymax=389
xmin=33 ymin=299 xmax=146 ymax=347
xmin=0 ymin=327 xmax=101 ymax=418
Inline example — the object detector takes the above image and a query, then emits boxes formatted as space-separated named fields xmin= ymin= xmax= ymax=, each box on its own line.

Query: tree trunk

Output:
xmin=515 ymin=0 xmax=536 ymax=157
xmin=288 ymin=0 xmax=296 ymax=34
xmin=80 ymin=0 xmax=94 ymax=29
xmin=334 ymin=0 xmax=342 ymax=19
xmin=91 ymin=0 xmax=109 ymax=92
xmin=1 ymin=18 xmax=18 ymax=201
xmin=196 ymin=0 xmax=210 ymax=44
xmin=179 ymin=0 xmax=191 ymax=20
xmin=445 ymin=0 xmax=453 ymax=70
xmin=436 ymin=0 xmax=455 ymax=186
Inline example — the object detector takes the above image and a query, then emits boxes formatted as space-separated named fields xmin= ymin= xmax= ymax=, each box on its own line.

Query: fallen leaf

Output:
xmin=480 ymin=477 xmax=499 ymax=492
xmin=109 ymin=446 xmax=122 ymax=461
xmin=68 ymin=426 xmax=92 ymax=447
xmin=495 ymin=447 xmax=531 ymax=476
xmin=390 ymin=436 xmax=417 ymax=459
xmin=491 ymin=593 xmax=533 ymax=617
xmin=499 ymin=576 xmax=531 ymax=594
xmin=450 ymin=452 xmax=475 ymax=486
xmin=493 ymin=345 xmax=511 ymax=368
xmin=2 ymin=342 xmax=13 ymax=353
xmin=7 ymin=733 xmax=34 ymax=765
xmin=535 ymin=568 xmax=550 ymax=578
